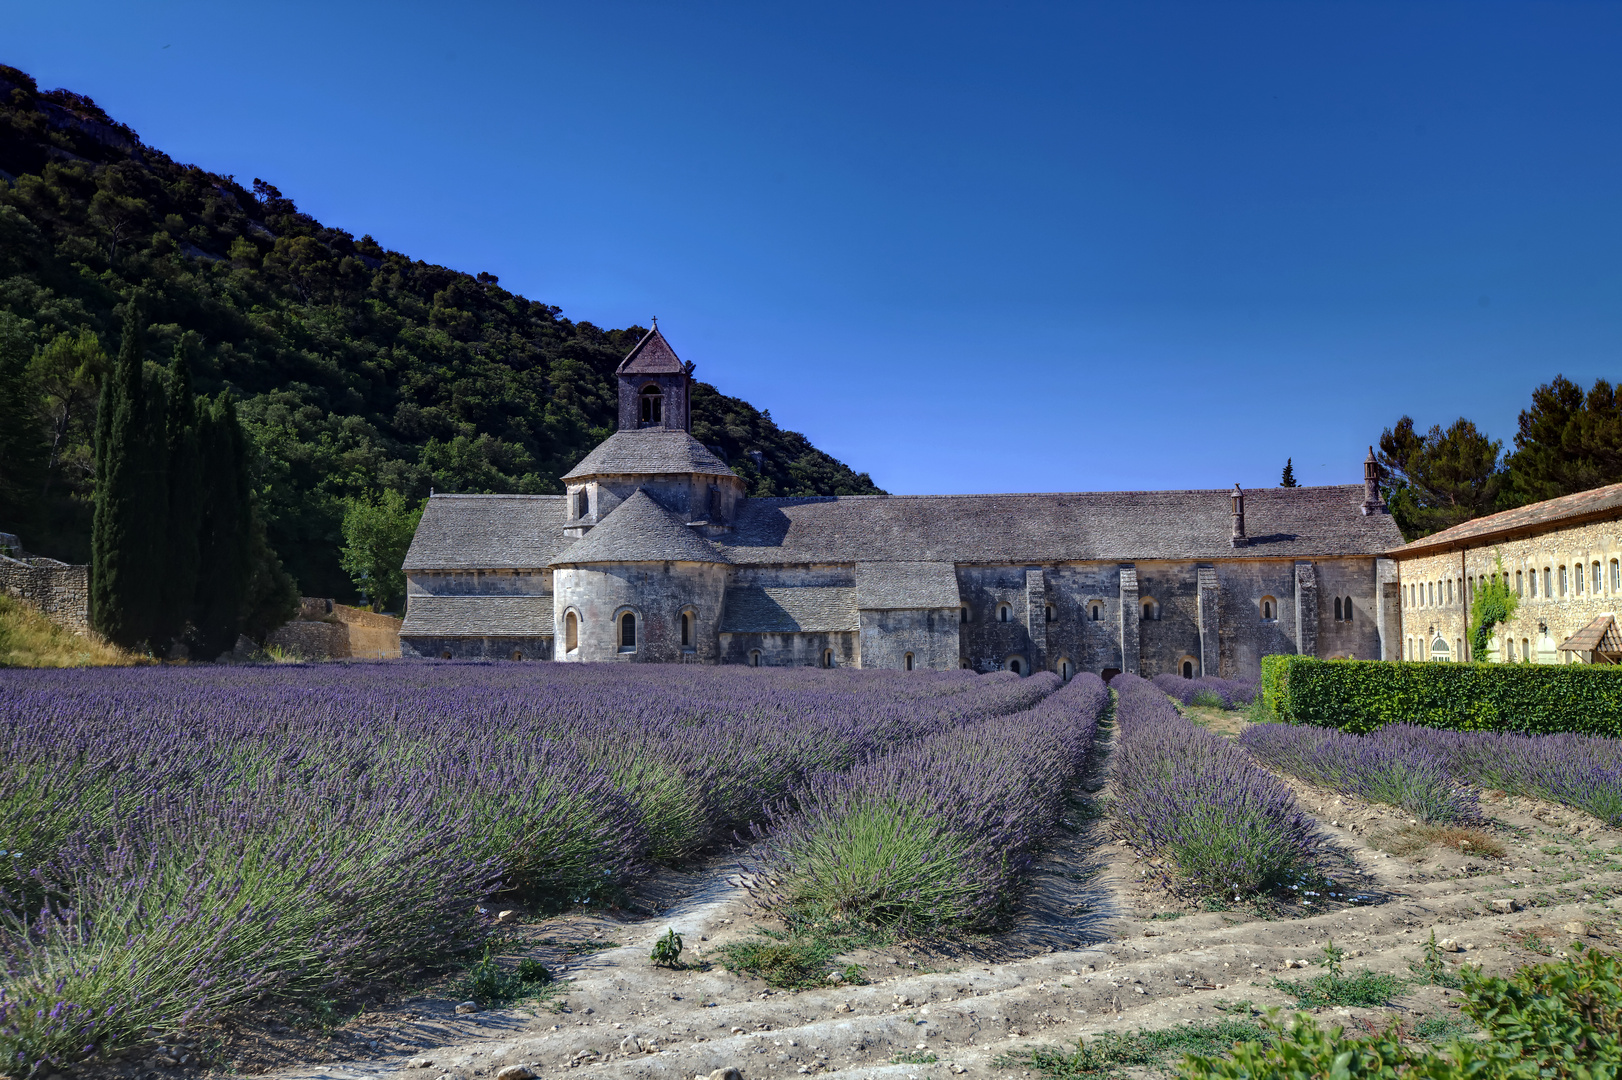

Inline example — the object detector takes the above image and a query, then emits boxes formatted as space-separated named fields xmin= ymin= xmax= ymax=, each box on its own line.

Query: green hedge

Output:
xmin=1259 ymin=654 xmax=1622 ymax=736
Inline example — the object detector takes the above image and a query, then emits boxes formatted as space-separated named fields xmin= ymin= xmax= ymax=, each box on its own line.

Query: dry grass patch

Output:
xmin=0 ymin=594 xmax=140 ymax=667
xmin=1370 ymin=823 xmax=1506 ymax=859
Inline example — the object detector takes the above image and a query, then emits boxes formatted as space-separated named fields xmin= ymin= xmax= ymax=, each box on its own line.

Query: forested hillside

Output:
xmin=0 ymin=65 xmax=880 ymax=601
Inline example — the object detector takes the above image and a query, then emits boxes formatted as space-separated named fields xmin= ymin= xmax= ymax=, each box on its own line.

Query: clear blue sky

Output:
xmin=6 ymin=1 xmax=1621 ymax=495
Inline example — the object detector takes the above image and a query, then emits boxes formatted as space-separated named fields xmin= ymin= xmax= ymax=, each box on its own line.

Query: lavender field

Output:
xmin=0 ymin=663 xmax=1077 ymax=1071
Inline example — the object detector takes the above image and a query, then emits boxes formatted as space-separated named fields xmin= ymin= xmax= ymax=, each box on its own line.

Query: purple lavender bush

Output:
xmin=0 ymin=662 xmax=1047 ymax=1069
xmin=1373 ymin=725 xmax=1622 ymax=827
xmin=1151 ymin=673 xmax=1258 ymax=709
xmin=1111 ymin=674 xmax=1321 ymax=896
xmin=748 ymin=672 xmax=1108 ymax=931
xmin=1239 ymin=723 xmax=1482 ymax=823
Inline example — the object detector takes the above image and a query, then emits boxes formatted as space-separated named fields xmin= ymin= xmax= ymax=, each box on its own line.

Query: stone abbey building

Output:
xmin=400 ymin=327 xmax=1405 ymax=678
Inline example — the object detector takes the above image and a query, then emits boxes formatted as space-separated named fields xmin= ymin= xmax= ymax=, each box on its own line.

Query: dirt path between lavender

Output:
xmin=118 ymin=709 xmax=1622 ymax=1080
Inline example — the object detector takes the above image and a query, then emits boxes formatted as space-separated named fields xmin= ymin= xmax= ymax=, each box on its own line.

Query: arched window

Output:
xmin=960 ymin=659 xmax=971 ymax=669
xmin=1058 ymin=658 xmax=1073 ymax=681
xmin=1446 ymin=579 xmax=1454 ymax=604
xmin=822 ymin=648 xmax=834 ymax=669
xmin=1544 ymin=567 xmax=1552 ymax=597
xmin=1523 ymin=638 xmax=1531 ymax=662
xmin=440 ymin=649 xmax=453 ymax=660
xmin=1516 ymin=570 xmax=1523 ymax=596
xmin=1260 ymin=596 xmax=1276 ymax=621
xmin=1089 ymin=602 xmax=1102 ymax=622
xmin=1430 ymin=635 xmax=1451 ymax=661
xmin=680 ymin=610 xmax=694 ymax=648
xmin=1613 ymin=560 xmax=1620 ymax=592
xmin=903 ymin=652 xmax=914 ymax=671
xmin=997 ymin=603 xmax=1011 ymax=623
xmin=1594 ymin=561 xmax=1602 ymax=594
xmin=1007 ymin=657 xmax=1024 ymax=675
xmin=1181 ymin=660 xmax=1194 ymax=679
xmin=1334 ymin=597 xmax=1343 ymax=621
xmin=510 ymin=649 xmax=524 ymax=661
xmin=1576 ymin=566 xmax=1584 ymax=595
xmin=1142 ymin=599 xmax=1158 ymax=621
xmin=1559 ymin=566 xmax=1568 ymax=597
xmin=1045 ymin=603 xmax=1055 ymax=623
xmin=1344 ymin=596 xmax=1353 ymax=624
xmin=960 ymin=604 xmax=970 ymax=624
xmin=750 ymin=649 xmax=761 ymax=667
xmin=1505 ymin=639 xmax=1514 ymax=661
xmin=619 ymin=611 xmax=637 ymax=650
xmin=639 ymin=383 xmax=663 ymax=425
xmin=575 ymin=488 xmax=589 ymax=520
xmin=565 ymin=610 xmax=579 ymax=652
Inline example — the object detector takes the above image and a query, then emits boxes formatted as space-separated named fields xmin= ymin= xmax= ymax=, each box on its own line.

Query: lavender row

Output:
xmin=1110 ymin=674 xmax=1322 ymax=897
xmin=0 ymin=663 xmax=1055 ymax=1069
xmin=747 ymin=672 xmax=1109 ymax=931
xmin=1239 ymin=723 xmax=1482 ymax=823
xmin=1150 ymin=673 xmax=1258 ymax=709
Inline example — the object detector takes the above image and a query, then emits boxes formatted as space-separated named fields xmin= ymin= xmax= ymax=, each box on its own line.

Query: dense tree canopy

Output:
xmin=1377 ymin=416 xmax=1505 ymax=540
xmin=0 ymin=66 xmax=880 ymax=604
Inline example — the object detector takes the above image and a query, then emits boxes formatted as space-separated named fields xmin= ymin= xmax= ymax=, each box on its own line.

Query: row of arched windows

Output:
xmin=1333 ymin=596 xmax=1354 ymax=622
xmin=1408 ymin=559 xmax=1622 ymax=609
xmin=561 ymin=608 xmax=698 ymax=654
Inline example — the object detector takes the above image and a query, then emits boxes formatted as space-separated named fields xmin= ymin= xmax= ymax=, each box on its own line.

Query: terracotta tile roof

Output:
xmin=560 ymin=430 xmax=735 ymax=481
xmin=400 ymin=594 xmax=554 ymax=637
xmin=718 ymin=585 xmax=858 ymax=633
xmin=402 ymin=495 xmax=573 ymax=571
xmin=716 ymin=485 xmax=1401 ymax=564
xmin=616 ymin=325 xmax=687 ymax=375
xmin=553 ymin=488 xmax=727 ymax=564
xmin=1558 ymin=613 xmax=1622 ymax=654
xmin=855 ymin=562 xmax=961 ymax=609
xmin=1391 ymin=481 xmax=1622 ymax=557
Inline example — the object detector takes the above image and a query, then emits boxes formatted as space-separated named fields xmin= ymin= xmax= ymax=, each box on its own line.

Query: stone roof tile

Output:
xmin=554 ymin=489 xmax=728 ymax=564
xmin=717 ymin=485 xmax=1401 ymax=564
xmin=616 ymin=325 xmax=688 ymax=375
xmin=719 ymin=585 xmax=858 ymax=633
xmin=400 ymin=594 xmax=554 ymax=637
xmin=560 ymin=430 xmax=735 ymax=481
xmin=402 ymin=495 xmax=573 ymax=571
xmin=855 ymin=562 xmax=961 ymax=609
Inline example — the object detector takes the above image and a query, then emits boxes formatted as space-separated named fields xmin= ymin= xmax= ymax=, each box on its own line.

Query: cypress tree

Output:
xmin=1280 ymin=458 xmax=1298 ymax=488
xmin=156 ymin=332 xmax=202 ymax=651
xmin=91 ymin=298 xmax=164 ymax=648
xmin=193 ymin=393 xmax=252 ymax=658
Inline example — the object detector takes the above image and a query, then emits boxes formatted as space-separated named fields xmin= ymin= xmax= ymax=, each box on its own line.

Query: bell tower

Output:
xmin=616 ymin=320 xmax=694 ymax=432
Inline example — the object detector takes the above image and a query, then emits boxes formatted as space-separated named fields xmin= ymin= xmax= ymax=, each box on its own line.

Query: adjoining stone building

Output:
xmin=400 ymin=327 xmax=1406 ymax=678
xmin=1387 ymin=481 xmax=1622 ymax=664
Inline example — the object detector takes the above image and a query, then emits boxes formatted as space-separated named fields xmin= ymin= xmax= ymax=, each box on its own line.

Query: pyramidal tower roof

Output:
xmin=554 ymin=488 xmax=728 ymax=565
xmin=617 ymin=323 xmax=689 ymax=375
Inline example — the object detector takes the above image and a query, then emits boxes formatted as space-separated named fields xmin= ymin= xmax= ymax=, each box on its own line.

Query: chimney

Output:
xmin=1231 ymin=484 xmax=1246 ymax=547
xmin=1361 ymin=446 xmax=1386 ymax=515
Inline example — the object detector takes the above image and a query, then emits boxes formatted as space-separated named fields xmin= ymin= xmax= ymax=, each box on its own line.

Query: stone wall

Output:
xmin=718 ymin=630 xmax=859 ymax=667
xmin=1395 ymin=514 xmax=1622 ymax=664
xmin=400 ymin=635 xmax=553 ymax=661
xmin=554 ymin=561 xmax=729 ymax=663
xmin=858 ymin=608 xmax=960 ymax=671
xmin=267 ymin=598 xmax=402 ymax=660
xmin=0 ymin=554 xmax=90 ymax=635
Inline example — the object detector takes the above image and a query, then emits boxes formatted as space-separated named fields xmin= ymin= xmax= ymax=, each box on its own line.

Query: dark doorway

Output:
xmin=1101 ymin=667 xmax=1122 ymax=683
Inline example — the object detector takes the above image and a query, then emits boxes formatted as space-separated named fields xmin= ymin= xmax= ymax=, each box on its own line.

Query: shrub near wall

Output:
xmin=1260 ymin=655 xmax=1622 ymax=737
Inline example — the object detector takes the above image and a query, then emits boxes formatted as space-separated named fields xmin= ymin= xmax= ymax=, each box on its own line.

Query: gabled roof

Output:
xmin=1558 ymin=613 xmax=1622 ymax=655
xmin=561 ymin=430 xmax=736 ymax=481
xmin=617 ymin=325 xmax=688 ymax=375
xmin=1391 ymin=481 xmax=1622 ymax=558
xmin=855 ymin=562 xmax=961 ymax=609
xmin=554 ymin=489 xmax=728 ymax=565
xmin=719 ymin=585 xmax=858 ymax=633
xmin=715 ymin=485 xmax=1402 ymax=564
xmin=400 ymin=594 xmax=554 ymax=637
xmin=402 ymin=495 xmax=573 ymax=571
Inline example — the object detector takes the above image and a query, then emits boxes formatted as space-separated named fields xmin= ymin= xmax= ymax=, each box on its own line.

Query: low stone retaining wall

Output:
xmin=267 ymin=599 xmax=402 ymax=660
xmin=0 ymin=553 xmax=90 ymax=635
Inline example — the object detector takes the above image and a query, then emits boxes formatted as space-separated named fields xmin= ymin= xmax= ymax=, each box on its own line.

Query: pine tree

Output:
xmin=1280 ymin=458 xmax=1298 ymax=487
xmin=0 ymin=314 xmax=43 ymax=532
xmin=192 ymin=393 xmax=252 ymax=658
xmin=156 ymin=332 xmax=202 ymax=651
xmin=91 ymin=298 xmax=165 ymax=649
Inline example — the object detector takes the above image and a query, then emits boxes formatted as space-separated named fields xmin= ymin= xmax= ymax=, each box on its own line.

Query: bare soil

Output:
xmin=106 ymin=710 xmax=1622 ymax=1080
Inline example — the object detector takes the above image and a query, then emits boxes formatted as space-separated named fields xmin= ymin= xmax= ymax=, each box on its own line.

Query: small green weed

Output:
xmin=719 ymin=914 xmax=883 ymax=990
xmin=1147 ymin=911 xmax=1184 ymax=921
xmin=890 ymin=1050 xmax=938 ymax=1064
xmin=1272 ymin=950 xmax=1405 ymax=1009
xmin=650 ymin=928 xmax=683 ymax=968
xmin=1414 ymin=1013 xmax=1476 ymax=1042
xmin=1411 ymin=931 xmax=1461 ymax=988
xmin=1015 ymin=1021 xmax=1274 ymax=1079
xmin=462 ymin=951 xmax=553 ymax=1007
